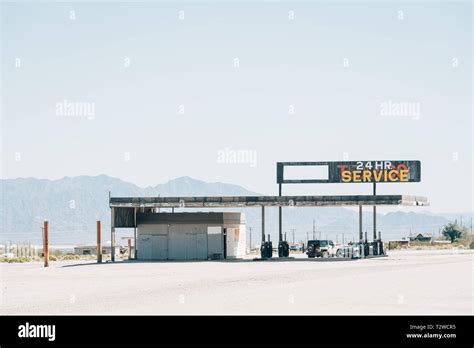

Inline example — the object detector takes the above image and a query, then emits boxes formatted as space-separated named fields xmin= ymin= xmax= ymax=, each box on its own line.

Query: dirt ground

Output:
xmin=1 ymin=249 xmax=472 ymax=315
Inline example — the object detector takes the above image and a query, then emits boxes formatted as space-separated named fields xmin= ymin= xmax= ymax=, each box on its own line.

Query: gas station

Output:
xmin=108 ymin=160 xmax=427 ymax=261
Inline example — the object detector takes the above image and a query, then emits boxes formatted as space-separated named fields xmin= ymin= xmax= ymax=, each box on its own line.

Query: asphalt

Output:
xmin=1 ymin=249 xmax=472 ymax=314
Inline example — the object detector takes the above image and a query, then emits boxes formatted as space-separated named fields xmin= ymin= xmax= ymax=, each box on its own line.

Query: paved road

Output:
xmin=1 ymin=250 xmax=472 ymax=314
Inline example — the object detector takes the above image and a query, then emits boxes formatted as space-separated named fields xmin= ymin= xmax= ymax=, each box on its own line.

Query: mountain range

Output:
xmin=1 ymin=175 xmax=471 ymax=245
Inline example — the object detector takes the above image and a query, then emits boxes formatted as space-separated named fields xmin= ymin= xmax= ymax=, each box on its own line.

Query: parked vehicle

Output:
xmin=306 ymin=240 xmax=340 ymax=258
xmin=345 ymin=242 xmax=361 ymax=259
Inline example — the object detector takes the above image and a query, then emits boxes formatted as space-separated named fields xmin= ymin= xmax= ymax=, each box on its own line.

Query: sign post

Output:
xmin=276 ymin=160 xmax=421 ymax=255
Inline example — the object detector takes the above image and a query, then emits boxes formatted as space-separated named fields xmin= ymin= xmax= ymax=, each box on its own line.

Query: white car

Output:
xmin=306 ymin=240 xmax=343 ymax=258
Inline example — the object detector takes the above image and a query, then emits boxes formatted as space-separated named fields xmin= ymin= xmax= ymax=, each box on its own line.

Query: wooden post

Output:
xmin=43 ymin=220 xmax=49 ymax=267
xmin=128 ymin=239 xmax=132 ymax=260
xmin=97 ymin=221 xmax=102 ymax=263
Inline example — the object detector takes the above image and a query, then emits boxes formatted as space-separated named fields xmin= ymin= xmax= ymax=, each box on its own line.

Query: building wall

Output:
xmin=225 ymin=225 xmax=246 ymax=259
xmin=138 ymin=223 xmax=217 ymax=260
xmin=136 ymin=213 xmax=245 ymax=261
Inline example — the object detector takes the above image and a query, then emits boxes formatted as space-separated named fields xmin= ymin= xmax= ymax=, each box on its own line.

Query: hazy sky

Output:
xmin=1 ymin=1 xmax=472 ymax=213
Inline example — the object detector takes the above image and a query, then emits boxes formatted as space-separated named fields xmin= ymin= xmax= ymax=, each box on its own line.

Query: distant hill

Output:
xmin=0 ymin=175 xmax=469 ymax=245
xmin=0 ymin=175 xmax=258 ymax=244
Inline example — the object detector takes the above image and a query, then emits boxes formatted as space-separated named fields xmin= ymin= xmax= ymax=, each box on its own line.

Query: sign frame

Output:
xmin=276 ymin=160 xmax=421 ymax=184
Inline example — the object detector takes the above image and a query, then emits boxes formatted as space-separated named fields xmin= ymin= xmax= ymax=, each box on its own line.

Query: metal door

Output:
xmin=152 ymin=235 xmax=167 ymax=260
xmin=207 ymin=226 xmax=222 ymax=259
xmin=196 ymin=233 xmax=207 ymax=259
xmin=185 ymin=233 xmax=197 ymax=260
xmin=138 ymin=235 xmax=152 ymax=260
xmin=168 ymin=225 xmax=186 ymax=260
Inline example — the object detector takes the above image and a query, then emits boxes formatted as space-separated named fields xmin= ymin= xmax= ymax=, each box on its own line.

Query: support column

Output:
xmin=373 ymin=182 xmax=377 ymax=241
xmin=134 ymin=208 xmax=137 ymax=260
xmin=373 ymin=207 xmax=377 ymax=240
xmin=97 ymin=220 xmax=102 ymax=263
xmin=278 ymin=184 xmax=282 ymax=241
xmin=111 ymin=207 xmax=116 ymax=262
xmin=261 ymin=206 xmax=265 ymax=242
xmin=359 ymin=205 xmax=363 ymax=241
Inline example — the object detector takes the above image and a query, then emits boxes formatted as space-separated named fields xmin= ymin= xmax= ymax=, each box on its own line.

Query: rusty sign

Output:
xmin=276 ymin=161 xmax=421 ymax=184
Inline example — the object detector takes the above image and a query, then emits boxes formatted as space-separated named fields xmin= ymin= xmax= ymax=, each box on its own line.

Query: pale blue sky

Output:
xmin=1 ymin=1 xmax=472 ymax=213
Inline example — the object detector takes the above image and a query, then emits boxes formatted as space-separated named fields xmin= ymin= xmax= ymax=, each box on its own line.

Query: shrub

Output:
xmin=442 ymin=222 xmax=469 ymax=243
xmin=0 ymin=257 xmax=31 ymax=263
xmin=60 ymin=255 xmax=80 ymax=260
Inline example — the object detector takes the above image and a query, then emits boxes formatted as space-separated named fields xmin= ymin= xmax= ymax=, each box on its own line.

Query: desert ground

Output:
xmin=1 ymin=249 xmax=472 ymax=315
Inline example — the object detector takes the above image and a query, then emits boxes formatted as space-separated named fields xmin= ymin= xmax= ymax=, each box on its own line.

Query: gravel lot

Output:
xmin=1 ymin=250 xmax=472 ymax=315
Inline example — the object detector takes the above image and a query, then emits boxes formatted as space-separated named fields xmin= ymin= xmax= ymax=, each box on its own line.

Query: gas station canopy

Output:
xmin=109 ymin=194 xmax=428 ymax=209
